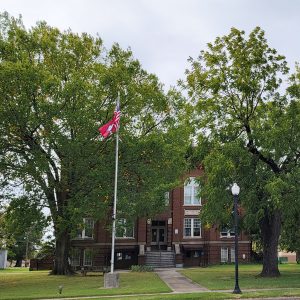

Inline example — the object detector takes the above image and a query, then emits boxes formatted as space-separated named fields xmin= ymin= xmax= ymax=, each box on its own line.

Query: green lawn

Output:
xmin=1 ymin=264 xmax=300 ymax=300
xmin=180 ymin=263 xmax=300 ymax=290
xmin=0 ymin=269 xmax=171 ymax=299
xmin=82 ymin=289 xmax=300 ymax=300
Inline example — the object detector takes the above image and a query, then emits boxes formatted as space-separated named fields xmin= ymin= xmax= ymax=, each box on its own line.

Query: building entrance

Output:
xmin=151 ymin=220 xmax=167 ymax=250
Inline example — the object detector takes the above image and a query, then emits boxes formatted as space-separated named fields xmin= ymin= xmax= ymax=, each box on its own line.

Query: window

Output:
xmin=83 ymin=249 xmax=93 ymax=266
xmin=116 ymin=219 xmax=134 ymax=238
xmin=184 ymin=177 xmax=201 ymax=205
xmin=152 ymin=220 xmax=165 ymax=226
xmin=231 ymin=248 xmax=235 ymax=263
xmin=184 ymin=218 xmax=201 ymax=237
xmin=194 ymin=250 xmax=201 ymax=258
xmin=220 ymin=227 xmax=235 ymax=238
xmin=77 ymin=218 xmax=94 ymax=239
xmin=221 ymin=247 xmax=228 ymax=263
xmin=185 ymin=250 xmax=202 ymax=258
xmin=164 ymin=192 xmax=170 ymax=206
xmin=70 ymin=248 xmax=80 ymax=267
xmin=185 ymin=250 xmax=191 ymax=258
xmin=125 ymin=253 xmax=132 ymax=260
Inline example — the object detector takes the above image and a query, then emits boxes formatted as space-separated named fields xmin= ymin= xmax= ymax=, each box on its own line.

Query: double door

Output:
xmin=151 ymin=220 xmax=167 ymax=249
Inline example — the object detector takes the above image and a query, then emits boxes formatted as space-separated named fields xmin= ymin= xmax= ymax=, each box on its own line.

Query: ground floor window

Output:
xmin=221 ymin=247 xmax=236 ymax=263
xmin=125 ymin=253 xmax=132 ymax=260
xmin=70 ymin=248 xmax=80 ymax=267
xmin=221 ymin=247 xmax=228 ymax=263
xmin=231 ymin=247 xmax=235 ymax=262
xmin=185 ymin=249 xmax=202 ymax=258
xmin=115 ymin=251 xmax=134 ymax=261
xmin=83 ymin=249 xmax=93 ymax=266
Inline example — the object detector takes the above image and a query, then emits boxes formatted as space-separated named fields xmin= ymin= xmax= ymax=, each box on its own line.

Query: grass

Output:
xmin=0 ymin=267 xmax=30 ymax=273
xmin=26 ymin=290 xmax=300 ymax=300
xmin=88 ymin=292 xmax=235 ymax=299
xmin=0 ymin=269 xmax=171 ymax=299
xmin=93 ymin=290 xmax=300 ymax=299
xmin=180 ymin=263 xmax=300 ymax=290
xmin=1 ymin=264 xmax=300 ymax=300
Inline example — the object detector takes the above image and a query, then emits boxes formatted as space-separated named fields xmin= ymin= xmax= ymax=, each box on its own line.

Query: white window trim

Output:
xmin=221 ymin=247 xmax=229 ymax=263
xmin=76 ymin=218 xmax=94 ymax=239
xmin=116 ymin=219 xmax=135 ymax=239
xmin=164 ymin=192 xmax=170 ymax=206
xmin=231 ymin=247 xmax=235 ymax=263
xmin=116 ymin=252 xmax=123 ymax=261
xmin=220 ymin=228 xmax=235 ymax=238
xmin=81 ymin=218 xmax=94 ymax=239
xmin=183 ymin=218 xmax=202 ymax=238
xmin=83 ymin=249 xmax=93 ymax=266
xmin=70 ymin=249 xmax=80 ymax=267
xmin=184 ymin=177 xmax=201 ymax=206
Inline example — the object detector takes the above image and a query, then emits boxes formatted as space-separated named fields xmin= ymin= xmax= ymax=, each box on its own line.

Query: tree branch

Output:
xmin=244 ymin=123 xmax=281 ymax=173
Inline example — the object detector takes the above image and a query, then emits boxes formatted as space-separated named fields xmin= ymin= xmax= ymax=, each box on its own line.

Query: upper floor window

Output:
xmin=78 ymin=218 xmax=94 ymax=239
xmin=184 ymin=218 xmax=201 ymax=238
xmin=116 ymin=219 xmax=134 ymax=238
xmin=164 ymin=192 xmax=170 ymax=206
xmin=184 ymin=177 xmax=201 ymax=205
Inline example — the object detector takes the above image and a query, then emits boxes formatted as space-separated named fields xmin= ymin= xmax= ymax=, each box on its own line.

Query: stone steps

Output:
xmin=145 ymin=251 xmax=175 ymax=268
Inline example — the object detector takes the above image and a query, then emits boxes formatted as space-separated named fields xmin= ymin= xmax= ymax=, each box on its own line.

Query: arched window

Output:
xmin=184 ymin=177 xmax=201 ymax=205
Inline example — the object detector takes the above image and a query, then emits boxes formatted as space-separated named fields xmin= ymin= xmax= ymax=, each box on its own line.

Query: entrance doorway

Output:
xmin=151 ymin=220 xmax=167 ymax=250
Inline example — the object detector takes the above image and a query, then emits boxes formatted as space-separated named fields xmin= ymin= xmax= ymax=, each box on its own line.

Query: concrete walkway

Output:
xmin=155 ymin=268 xmax=209 ymax=293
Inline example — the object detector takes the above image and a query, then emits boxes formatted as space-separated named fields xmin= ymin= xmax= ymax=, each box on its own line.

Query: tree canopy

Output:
xmin=1 ymin=196 xmax=48 ymax=266
xmin=0 ymin=13 xmax=190 ymax=274
xmin=183 ymin=27 xmax=300 ymax=277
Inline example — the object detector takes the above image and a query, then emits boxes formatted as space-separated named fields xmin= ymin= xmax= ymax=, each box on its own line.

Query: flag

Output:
xmin=98 ymin=101 xmax=120 ymax=138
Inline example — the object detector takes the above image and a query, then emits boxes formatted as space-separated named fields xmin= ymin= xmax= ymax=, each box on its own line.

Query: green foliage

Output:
xmin=183 ymin=27 xmax=300 ymax=275
xmin=130 ymin=265 xmax=154 ymax=272
xmin=35 ymin=239 xmax=55 ymax=259
xmin=0 ymin=13 xmax=189 ymax=273
xmin=2 ymin=196 xmax=48 ymax=261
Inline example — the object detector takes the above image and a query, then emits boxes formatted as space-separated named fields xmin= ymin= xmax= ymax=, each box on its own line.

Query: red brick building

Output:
xmin=70 ymin=168 xmax=251 ymax=269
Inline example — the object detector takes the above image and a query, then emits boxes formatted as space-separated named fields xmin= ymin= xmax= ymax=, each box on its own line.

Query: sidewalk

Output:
xmin=154 ymin=268 xmax=209 ymax=293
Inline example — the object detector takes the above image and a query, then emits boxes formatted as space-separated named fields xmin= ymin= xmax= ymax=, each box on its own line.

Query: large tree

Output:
xmin=0 ymin=13 xmax=189 ymax=274
xmin=183 ymin=27 xmax=300 ymax=277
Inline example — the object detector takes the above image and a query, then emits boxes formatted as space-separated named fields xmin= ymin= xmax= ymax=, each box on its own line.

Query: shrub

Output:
xmin=130 ymin=265 xmax=154 ymax=272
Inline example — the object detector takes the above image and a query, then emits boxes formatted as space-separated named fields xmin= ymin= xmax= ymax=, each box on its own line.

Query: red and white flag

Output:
xmin=98 ymin=102 xmax=121 ymax=138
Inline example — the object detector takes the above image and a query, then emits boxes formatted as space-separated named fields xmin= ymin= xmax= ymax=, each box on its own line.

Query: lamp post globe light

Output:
xmin=231 ymin=183 xmax=242 ymax=294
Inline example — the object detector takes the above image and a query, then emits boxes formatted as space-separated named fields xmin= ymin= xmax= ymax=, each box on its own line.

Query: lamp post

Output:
xmin=231 ymin=183 xmax=242 ymax=294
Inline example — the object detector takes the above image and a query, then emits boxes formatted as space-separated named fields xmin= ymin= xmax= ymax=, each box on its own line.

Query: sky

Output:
xmin=0 ymin=0 xmax=299 ymax=89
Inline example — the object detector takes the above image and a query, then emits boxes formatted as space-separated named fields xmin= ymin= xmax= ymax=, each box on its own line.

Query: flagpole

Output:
xmin=110 ymin=93 xmax=120 ymax=274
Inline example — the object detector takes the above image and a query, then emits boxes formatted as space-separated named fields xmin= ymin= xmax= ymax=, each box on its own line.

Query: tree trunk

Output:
xmin=51 ymin=229 xmax=74 ymax=275
xmin=14 ymin=259 xmax=22 ymax=267
xmin=260 ymin=210 xmax=281 ymax=277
